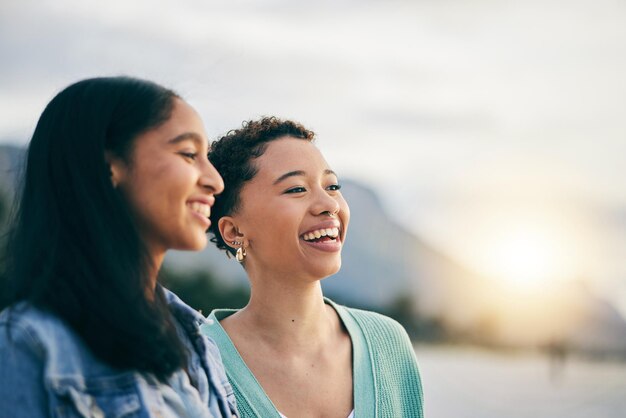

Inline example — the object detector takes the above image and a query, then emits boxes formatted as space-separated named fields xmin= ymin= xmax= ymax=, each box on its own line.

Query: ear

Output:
xmin=104 ymin=151 xmax=128 ymax=188
xmin=219 ymin=216 xmax=245 ymax=249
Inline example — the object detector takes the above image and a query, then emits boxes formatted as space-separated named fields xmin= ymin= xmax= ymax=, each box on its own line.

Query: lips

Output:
xmin=188 ymin=201 xmax=211 ymax=218
xmin=302 ymin=227 xmax=339 ymax=241
xmin=187 ymin=198 xmax=213 ymax=228
xmin=300 ymin=221 xmax=343 ymax=252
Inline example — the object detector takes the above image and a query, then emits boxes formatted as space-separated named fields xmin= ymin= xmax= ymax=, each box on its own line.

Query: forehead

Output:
xmin=135 ymin=99 xmax=208 ymax=148
xmin=254 ymin=138 xmax=328 ymax=179
xmin=163 ymin=100 xmax=207 ymax=141
xmin=132 ymin=99 xmax=208 ymax=162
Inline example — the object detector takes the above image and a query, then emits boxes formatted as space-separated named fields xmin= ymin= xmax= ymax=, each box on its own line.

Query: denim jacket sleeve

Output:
xmin=0 ymin=322 xmax=49 ymax=418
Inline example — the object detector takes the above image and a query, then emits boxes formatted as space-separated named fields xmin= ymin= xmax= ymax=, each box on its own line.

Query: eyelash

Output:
xmin=285 ymin=184 xmax=342 ymax=194
xmin=285 ymin=186 xmax=306 ymax=194
xmin=179 ymin=152 xmax=197 ymax=161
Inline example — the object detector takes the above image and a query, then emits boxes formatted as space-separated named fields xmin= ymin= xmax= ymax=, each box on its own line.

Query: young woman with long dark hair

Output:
xmin=0 ymin=77 xmax=238 ymax=418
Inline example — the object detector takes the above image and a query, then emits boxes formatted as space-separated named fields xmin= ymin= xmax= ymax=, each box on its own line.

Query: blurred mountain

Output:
xmin=329 ymin=180 xmax=492 ymax=324
xmin=163 ymin=179 xmax=491 ymax=323
xmin=0 ymin=144 xmax=25 ymax=228
xmin=1 ymin=143 xmax=626 ymax=353
xmin=566 ymin=289 xmax=626 ymax=354
xmin=0 ymin=143 xmax=23 ymax=196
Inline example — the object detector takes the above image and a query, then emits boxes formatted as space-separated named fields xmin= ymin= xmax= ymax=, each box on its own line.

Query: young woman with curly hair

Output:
xmin=202 ymin=117 xmax=424 ymax=418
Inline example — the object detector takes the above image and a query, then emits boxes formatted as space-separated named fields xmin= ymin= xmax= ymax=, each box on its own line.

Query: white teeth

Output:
xmin=302 ymin=227 xmax=340 ymax=241
xmin=189 ymin=202 xmax=210 ymax=217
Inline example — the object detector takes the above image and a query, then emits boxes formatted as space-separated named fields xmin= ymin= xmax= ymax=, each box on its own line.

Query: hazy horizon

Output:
xmin=2 ymin=0 xmax=625 ymax=316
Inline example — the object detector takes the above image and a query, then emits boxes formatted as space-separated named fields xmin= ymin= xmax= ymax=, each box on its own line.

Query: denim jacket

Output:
xmin=0 ymin=288 xmax=238 ymax=418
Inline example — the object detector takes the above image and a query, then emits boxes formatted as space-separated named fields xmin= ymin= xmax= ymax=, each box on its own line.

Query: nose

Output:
xmin=312 ymin=187 xmax=341 ymax=216
xmin=199 ymin=159 xmax=224 ymax=195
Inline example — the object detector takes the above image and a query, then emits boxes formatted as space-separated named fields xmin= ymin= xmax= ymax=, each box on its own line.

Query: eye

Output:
xmin=285 ymin=186 xmax=307 ymax=194
xmin=327 ymin=184 xmax=342 ymax=191
xmin=179 ymin=151 xmax=197 ymax=161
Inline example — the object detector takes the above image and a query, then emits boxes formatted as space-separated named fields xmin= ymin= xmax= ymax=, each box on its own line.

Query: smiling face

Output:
xmin=226 ymin=137 xmax=350 ymax=281
xmin=110 ymin=99 xmax=224 ymax=258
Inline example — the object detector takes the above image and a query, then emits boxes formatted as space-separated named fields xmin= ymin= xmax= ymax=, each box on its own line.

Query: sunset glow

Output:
xmin=490 ymin=228 xmax=562 ymax=286
xmin=459 ymin=214 xmax=586 ymax=290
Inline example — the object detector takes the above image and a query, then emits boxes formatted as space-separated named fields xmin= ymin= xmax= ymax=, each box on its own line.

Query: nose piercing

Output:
xmin=323 ymin=209 xmax=338 ymax=217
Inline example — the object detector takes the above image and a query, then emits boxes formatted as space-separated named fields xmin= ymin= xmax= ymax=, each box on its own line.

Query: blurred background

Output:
xmin=1 ymin=0 xmax=625 ymax=416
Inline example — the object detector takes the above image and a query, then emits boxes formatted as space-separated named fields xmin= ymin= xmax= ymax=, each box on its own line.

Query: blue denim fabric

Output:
xmin=0 ymin=288 xmax=238 ymax=418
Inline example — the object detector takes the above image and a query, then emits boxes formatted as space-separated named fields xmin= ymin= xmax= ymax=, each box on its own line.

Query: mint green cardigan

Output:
xmin=200 ymin=299 xmax=424 ymax=418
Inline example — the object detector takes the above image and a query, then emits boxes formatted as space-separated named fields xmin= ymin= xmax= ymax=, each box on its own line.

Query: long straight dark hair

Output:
xmin=3 ymin=77 xmax=188 ymax=380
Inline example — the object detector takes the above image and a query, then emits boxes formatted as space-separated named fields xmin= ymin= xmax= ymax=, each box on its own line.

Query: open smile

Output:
xmin=299 ymin=225 xmax=343 ymax=252
xmin=187 ymin=201 xmax=211 ymax=228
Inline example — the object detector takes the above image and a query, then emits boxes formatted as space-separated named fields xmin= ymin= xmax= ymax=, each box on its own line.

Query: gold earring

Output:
xmin=236 ymin=246 xmax=247 ymax=262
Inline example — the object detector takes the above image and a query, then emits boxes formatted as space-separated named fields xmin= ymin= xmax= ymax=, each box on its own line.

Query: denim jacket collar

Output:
xmin=161 ymin=285 xmax=237 ymax=417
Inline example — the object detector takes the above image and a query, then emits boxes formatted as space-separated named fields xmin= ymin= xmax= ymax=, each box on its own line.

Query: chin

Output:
xmin=313 ymin=261 xmax=342 ymax=280
xmin=176 ymin=235 xmax=208 ymax=252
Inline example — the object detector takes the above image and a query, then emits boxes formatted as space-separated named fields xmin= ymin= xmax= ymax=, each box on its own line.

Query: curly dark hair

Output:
xmin=208 ymin=116 xmax=315 ymax=256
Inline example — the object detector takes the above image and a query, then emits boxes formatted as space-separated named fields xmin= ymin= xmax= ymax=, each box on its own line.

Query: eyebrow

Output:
xmin=167 ymin=132 xmax=206 ymax=148
xmin=273 ymin=169 xmax=337 ymax=185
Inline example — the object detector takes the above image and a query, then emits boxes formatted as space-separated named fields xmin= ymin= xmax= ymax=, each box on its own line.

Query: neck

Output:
xmin=236 ymin=271 xmax=334 ymax=349
xmin=145 ymin=249 xmax=165 ymax=298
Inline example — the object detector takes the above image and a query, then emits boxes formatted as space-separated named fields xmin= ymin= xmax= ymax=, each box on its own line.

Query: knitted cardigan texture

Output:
xmin=200 ymin=299 xmax=424 ymax=418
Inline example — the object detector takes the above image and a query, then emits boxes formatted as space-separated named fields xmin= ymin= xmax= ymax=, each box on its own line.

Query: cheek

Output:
xmin=144 ymin=161 xmax=192 ymax=202
xmin=122 ymin=183 xmax=168 ymax=231
xmin=245 ymin=208 xmax=300 ymax=251
xmin=121 ymin=163 xmax=185 ymax=223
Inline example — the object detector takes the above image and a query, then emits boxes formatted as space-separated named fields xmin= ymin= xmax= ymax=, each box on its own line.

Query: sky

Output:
xmin=1 ymin=0 xmax=625 ymax=313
